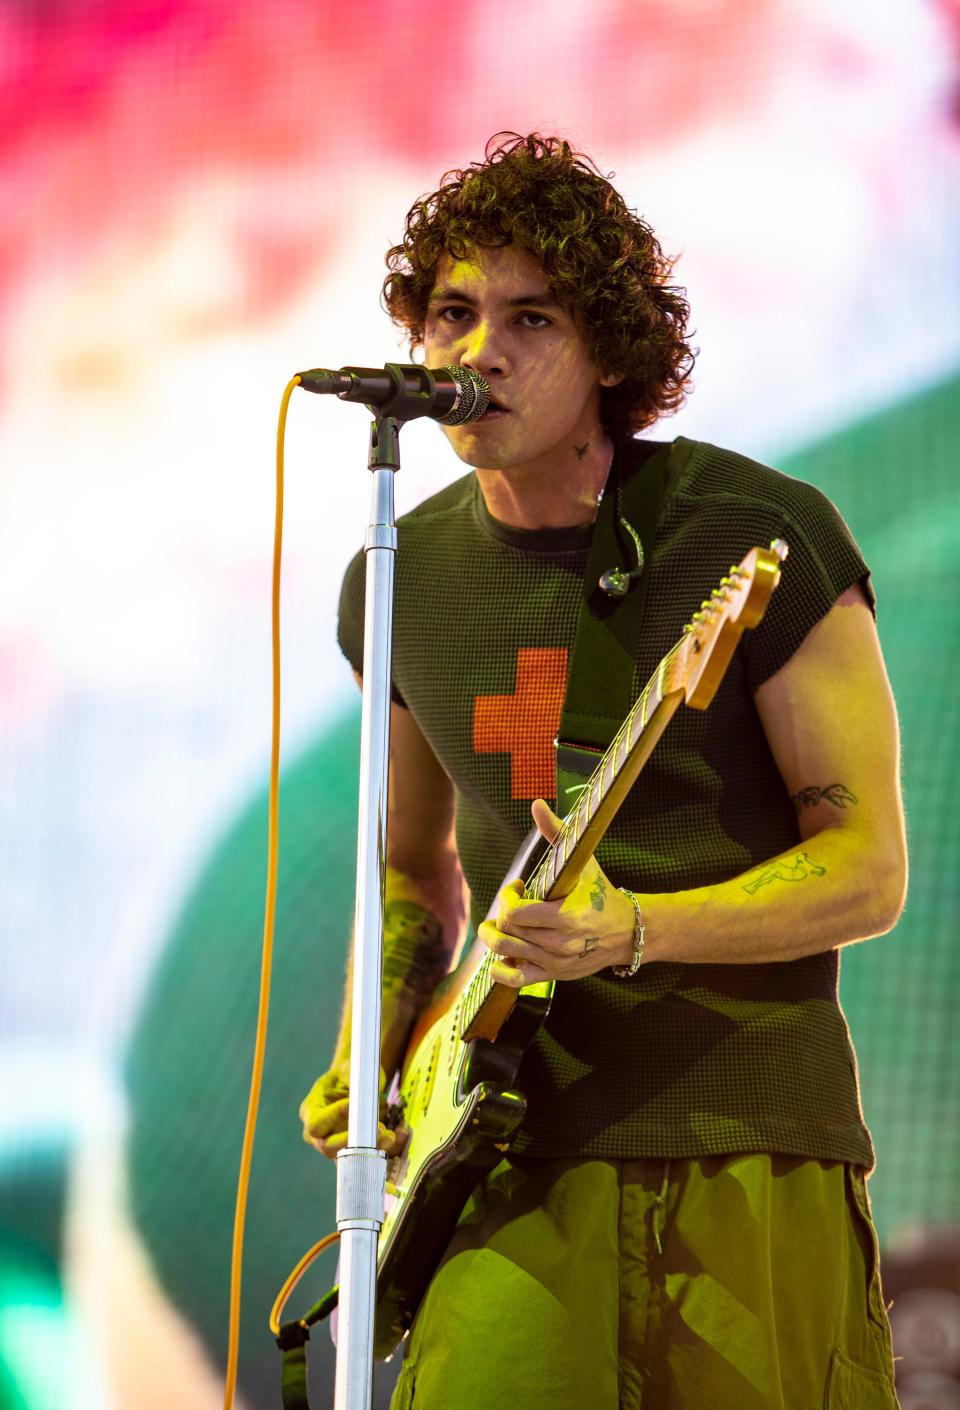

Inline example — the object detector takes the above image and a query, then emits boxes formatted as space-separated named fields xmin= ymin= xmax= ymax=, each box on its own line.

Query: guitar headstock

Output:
xmin=677 ymin=539 xmax=788 ymax=709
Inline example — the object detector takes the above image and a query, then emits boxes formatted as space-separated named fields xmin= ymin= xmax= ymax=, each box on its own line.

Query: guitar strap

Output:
xmin=275 ymin=1283 xmax=338 ymax=1409
xmin=555 ymin=436 xmax=672 ymax=811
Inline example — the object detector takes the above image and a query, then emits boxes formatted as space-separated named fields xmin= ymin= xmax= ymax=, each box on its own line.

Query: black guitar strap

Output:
xmin=276 ymin=1282 xmax=339 ymax=1409
xmin=277 ymin=1321 xmax=310 ymax=1408
xmin=555 ymin=437 xmax=672 ymax=811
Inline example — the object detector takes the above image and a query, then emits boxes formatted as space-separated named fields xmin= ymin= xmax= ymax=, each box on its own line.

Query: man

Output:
xmin=301 ymin=132 xmax=906 ymax=1409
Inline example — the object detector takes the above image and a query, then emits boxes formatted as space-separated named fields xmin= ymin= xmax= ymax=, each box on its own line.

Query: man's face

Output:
xmin=421 ymin=243 xmax=611 ymax=473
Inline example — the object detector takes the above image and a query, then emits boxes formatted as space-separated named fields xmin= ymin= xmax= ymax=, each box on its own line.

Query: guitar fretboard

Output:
xmin=528 ymin=640 xmax=683 ymax=901
xmin=459 ymin=634 xmax=687 ymax=1031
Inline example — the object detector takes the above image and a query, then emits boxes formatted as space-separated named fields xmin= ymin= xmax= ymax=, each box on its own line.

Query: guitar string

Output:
xmin=534 ymin=571 xmax=742 ymax=900
xmin=465 ymin=632 xmax=691 ymax=1015
xmin=529 ymin=634 xmax=686 ymax=896
xmin=465 ymin=567 xmax=746 ymax=1018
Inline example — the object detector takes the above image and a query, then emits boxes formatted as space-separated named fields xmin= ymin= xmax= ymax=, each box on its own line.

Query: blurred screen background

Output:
xmin=0 ymin=2 xmax=957 ymax=1406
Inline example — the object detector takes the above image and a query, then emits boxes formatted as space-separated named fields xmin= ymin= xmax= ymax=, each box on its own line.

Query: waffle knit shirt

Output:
xmin=337 ymin=434 xmax=876 ymax=1167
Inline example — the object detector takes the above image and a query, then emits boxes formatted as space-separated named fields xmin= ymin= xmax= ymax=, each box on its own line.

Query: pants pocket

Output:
xmin=845 ymin=1164 xmax=890 ymax=1333
xmin=825 ymin=1348 xmax=899 ymax=1409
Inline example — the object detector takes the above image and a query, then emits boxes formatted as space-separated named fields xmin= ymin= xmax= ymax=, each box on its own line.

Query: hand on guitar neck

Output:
xmin=481 ymin=798 xmax=638 ymax=989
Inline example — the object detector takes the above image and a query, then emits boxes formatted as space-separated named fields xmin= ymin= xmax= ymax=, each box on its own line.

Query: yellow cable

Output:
xmin=222 ymin=374 xmax=301 ymax=1410
xmin=269 ymin=1230 xmax=341 ymax=1337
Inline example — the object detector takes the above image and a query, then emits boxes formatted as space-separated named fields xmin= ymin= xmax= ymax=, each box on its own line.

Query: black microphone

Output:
xmin=296 ymin=362 xmax=490 ymax=425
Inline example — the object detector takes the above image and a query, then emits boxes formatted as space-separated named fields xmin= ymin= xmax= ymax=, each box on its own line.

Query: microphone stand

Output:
xmin=334 ymin=410 xmax=401 ymax=1410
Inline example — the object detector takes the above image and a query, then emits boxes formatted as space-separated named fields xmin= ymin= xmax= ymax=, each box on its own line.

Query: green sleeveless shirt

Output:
xmin=338 ymin=435 xmax=876 ymax=1167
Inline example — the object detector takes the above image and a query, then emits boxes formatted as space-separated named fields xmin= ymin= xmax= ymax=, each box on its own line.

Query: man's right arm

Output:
xmin=300 ymin=677 xmax=465 ymax=1158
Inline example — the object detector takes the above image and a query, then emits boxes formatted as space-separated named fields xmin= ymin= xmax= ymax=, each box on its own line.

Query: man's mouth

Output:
xmin=480 ymin=398 xmax=510 ymax=417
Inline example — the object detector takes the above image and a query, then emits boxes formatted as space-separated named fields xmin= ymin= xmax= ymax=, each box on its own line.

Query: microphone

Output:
xmin=296 ymin=362 xmax=490 ymax=425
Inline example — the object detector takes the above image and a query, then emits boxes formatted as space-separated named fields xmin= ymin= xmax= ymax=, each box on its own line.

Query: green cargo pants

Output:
xmin=389 ymin=1153 xmax=899 ymax=1409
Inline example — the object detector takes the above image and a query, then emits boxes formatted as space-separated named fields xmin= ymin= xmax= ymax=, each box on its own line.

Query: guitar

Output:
xmin=372 ymin=538 xmax=788 ymax=1359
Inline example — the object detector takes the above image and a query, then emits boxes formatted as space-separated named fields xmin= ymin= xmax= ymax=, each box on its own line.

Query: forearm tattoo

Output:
xmin=589 ymin=875 xmax=606 ymax=912
xmin=791 ymin=783 xmax=858 ymax=812
xmin=381 ymin=901 xmax=447 ymax=999
xmin=742 ymin=852 xmax=827 ymax=895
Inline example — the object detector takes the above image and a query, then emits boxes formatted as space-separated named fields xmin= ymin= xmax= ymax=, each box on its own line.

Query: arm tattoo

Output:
xmin=589 ymin=875 xmax=606 ymax=912
xmin=792 ymin=783 xmax=858 ymax=812
xmin=742 ymin=852 xmax=827 ymax=895
xmin=381 ymin=901 xmax=447 ymax=998
xmin=578 ymin=935 xmax=600 ymax=958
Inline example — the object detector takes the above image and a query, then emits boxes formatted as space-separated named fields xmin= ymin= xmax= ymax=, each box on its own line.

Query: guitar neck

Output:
xmin=527 ymin=652 xmax=686 ymax=903
xmin=458 ymin=539 xmax=786 ymax=1042
xmin=460 ymin=641 xmax=686 ymax=1041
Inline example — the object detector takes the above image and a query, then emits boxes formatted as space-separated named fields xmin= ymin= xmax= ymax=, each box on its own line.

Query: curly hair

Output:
xmin=381 ymin=132 xmax=697 ymax=439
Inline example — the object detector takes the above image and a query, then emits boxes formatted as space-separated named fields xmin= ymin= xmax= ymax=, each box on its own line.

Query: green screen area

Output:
xmin=778 ymin=372 xmax=959 ymax=1242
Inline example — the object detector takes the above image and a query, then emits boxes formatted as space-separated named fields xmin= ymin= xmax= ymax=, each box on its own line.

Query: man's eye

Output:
xmin=438 ymin=306 xmax=470 ymax=323
xmin=519 ymin=312 xmax=551 ymax=329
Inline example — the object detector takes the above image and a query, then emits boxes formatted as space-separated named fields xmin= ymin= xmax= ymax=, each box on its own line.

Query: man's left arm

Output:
xmin=483 ymin=584 xmax=908 ymax=983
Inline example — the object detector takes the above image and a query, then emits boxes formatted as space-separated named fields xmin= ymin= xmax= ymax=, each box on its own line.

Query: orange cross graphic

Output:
xmin=473 ymin=647 xmax=569 ymax=800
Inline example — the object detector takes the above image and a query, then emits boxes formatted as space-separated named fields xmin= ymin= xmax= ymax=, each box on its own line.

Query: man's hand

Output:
xmin=300 ymin=1064 xmax=405 ymax=1160
xmin=478 ymin=798 xmax=636 ymax=988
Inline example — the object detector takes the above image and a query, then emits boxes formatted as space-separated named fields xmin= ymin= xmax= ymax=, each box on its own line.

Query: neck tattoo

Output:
xmin=574 ymin=442 xmax=589 ymax=460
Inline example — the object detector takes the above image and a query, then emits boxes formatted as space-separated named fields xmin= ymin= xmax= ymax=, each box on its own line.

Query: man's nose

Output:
xmin=460 ymin=320 xmax=507 ymax=376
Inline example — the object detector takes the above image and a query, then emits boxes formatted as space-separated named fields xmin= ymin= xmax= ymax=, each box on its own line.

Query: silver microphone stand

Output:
xmin=334 ymin=412 xmax=400 ymax=1410
xmin=296 ymin=363 xmax=487 ymax=1410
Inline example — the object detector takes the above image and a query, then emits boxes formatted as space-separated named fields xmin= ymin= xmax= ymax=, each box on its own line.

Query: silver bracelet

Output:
xmin=611 ymin=887 xmax=645 ymax=977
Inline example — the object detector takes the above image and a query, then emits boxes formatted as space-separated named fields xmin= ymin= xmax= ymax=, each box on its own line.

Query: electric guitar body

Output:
xmin=372 ymin=540 xmax=788 ymax=1359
